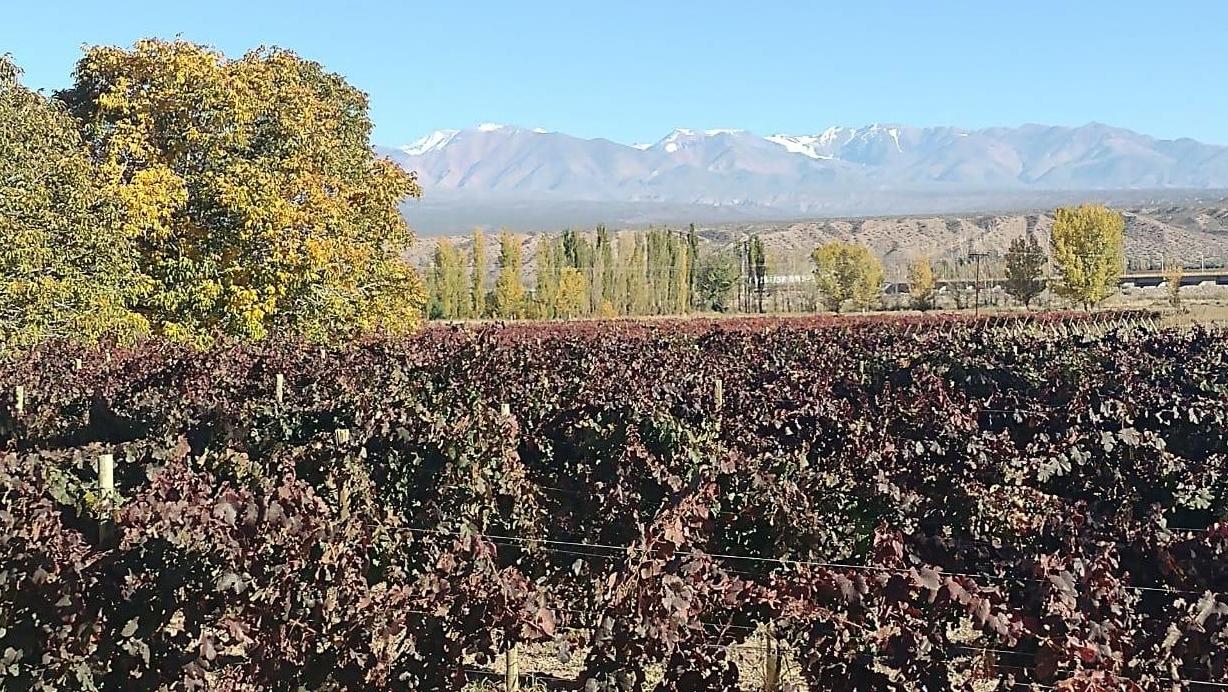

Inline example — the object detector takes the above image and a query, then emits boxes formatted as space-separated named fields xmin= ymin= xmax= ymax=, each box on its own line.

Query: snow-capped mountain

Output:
xmin=380 ymin=123 xmax=1228 ymax=232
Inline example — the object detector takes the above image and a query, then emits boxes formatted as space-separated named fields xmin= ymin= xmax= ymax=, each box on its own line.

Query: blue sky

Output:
xmin=4 ymin=0 xmax=1225 ymax=146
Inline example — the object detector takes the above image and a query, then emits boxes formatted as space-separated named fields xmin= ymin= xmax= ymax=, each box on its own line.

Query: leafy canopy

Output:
xmin=811 ymin=241 xmax=883 ymax=313
xmin=1049 ymin=204 xmax=1124 ymax=310
xmin=1004 ymin=232 xmax=1046 ymax=308
xmin=695 ymin=250 xmax=739 ymax=312
xmin=491 ymin=231 xmax=526 ymax=318
xmin=908 ymin=256 xmax=936 ymax=311
xmin=57 ymin=39 xmax=424 ymax=342
xmin=555 ymin=267 xmax=588 ymax=319
xmin=0 ymin=55 xmax=147 ymax=349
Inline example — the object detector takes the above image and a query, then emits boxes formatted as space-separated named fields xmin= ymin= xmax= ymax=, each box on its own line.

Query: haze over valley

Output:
xmin=383 ymin=122 xmax=1228 ymax=233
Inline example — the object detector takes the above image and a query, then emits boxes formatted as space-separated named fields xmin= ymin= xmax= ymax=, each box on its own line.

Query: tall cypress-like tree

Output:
xmin=686 ymin=223 xmax=699 ymax=310
xmin=614 ymin=234 xmax=636 ymax=315
xmin=470 ymin=229 xmax=487 ymax=318
xmin=749 ymin=235 xmax=767 ymax=313
xmin=428 ymin=239 xmax=466 ymax=319
xmin=629 ymin=234 xmax=651 ymax=315
xmin=599 ymin=227 xmax=616 ymax=307
xmin=673 ymin=238 xmax=691 ymax=314
xmin=534 ymin=237 xmax=561 ymax=319
xmin=492 ymin=231 xmax=526 ymax=318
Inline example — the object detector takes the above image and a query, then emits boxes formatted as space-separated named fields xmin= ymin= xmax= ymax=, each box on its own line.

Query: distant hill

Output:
xmin=406 ymin=201 xmax=1228 ymax=277
xmin=381 ymin=122 xmax=1228 ymax=234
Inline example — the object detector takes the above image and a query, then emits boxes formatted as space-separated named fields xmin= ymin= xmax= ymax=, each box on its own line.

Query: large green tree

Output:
xmin=1004 ymin=232 xmax=1046 ymax=309
xmin=695 ymin=250 xmax=739 ymax=312
xmin=0 ymin=56 xmax=146 ymax=349
xmin=58 ymin=39 xmax=423 ymax=342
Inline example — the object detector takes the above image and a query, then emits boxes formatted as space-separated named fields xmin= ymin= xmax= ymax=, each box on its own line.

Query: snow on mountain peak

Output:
xmin=401 ymin=129 xmax=460 ymax=156
xmin=765 ymin=134 xmax=831 ymax=160
xmin=655 ymin=128 xmax=745 ymax=153
xmin=657 ymin=128 xmax=697 ymax=153
xmin=477 ymin=122 xmax=507 ymax=132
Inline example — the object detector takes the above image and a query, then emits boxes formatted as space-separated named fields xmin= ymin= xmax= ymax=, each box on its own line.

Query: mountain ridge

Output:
xmin=379 ymin=122 xmax=1228 ymax=234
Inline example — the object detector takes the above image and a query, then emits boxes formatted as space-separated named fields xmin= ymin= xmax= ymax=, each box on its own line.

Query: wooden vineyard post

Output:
xmin=763 ymin=630 xmax=782 ymax=692
xmin=14 ymin=385 xmax=24 ymax=416
xmin=505 ymin=642 xmax=520 ymax=691
xmin=98 ymin=453 xmax=115 ymax=546
xmin=334 ymin=428 xmax=351 ymax=520
xmin=501 ymin=402 xmax=511 ymax=417
xmin=274 ymin=373 xmax=284 ymax=405
xmin=74 ymin=358 xmax=83 ymax=371
xmin=713 ymin=378 xmax=724 ymax=412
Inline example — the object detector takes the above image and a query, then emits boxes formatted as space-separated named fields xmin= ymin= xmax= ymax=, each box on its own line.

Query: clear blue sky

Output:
xmin=4 ymin=0 xmax=1225 ymax=146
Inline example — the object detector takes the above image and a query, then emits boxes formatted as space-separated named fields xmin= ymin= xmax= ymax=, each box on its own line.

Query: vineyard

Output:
xmin=3 ymin=311 xmax=1227 ymax=690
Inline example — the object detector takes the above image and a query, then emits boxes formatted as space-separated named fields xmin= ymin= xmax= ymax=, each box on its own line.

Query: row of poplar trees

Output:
xmin=427 ymin=226 xmax=700 ymax=319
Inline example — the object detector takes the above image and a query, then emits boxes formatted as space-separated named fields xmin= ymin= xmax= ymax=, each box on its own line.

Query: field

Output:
xmin=3 ymin=311 xmax=1227 ymax=690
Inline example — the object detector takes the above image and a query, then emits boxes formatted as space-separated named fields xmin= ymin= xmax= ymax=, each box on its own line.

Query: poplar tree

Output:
xmin=687 ymin=223 xmax=699 ymax=307
xmin=428 ymin=239 xmax=466 ymax=319
xmin=535 ymin=237 xmax=562 ymax=319
xmin=628 ymin=235 xmax=651 ymax=315
xmin=555 ymin=268 xmax=588 ymax=319
xmin=492 ymin=231 xmax=526 ymax=318
xmin=470 ymin=229 xmax=487 ymax=318
xmin=749 ymin=235 xmax=767 ymax=312
xmin=599 ymin=227 xmax=616 ymax=306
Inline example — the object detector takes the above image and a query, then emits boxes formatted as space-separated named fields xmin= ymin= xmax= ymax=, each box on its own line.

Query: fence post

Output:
xmin=500 ymin=402 xmax=511 ymax=417
xmin=275 ymin=373 xmax=284 ymax=405
xmin=505 ymin=642 xmax=520 ymax=691
xmin=98 ymin=453 xmax=115 ymax=546
xmin=14 ymin=386 xmax=24 ymax=416
xmin=763 ymin=631 xmax=782 ymax=691
xmin=74 ymin=358 xmax=83 ymax=371
xmin=713 ymin=378 xmax=724 ymax=412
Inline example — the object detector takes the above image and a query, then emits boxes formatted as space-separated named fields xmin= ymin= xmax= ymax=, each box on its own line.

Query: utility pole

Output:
xmin=969 ymin=251 xmax=988 ymax=317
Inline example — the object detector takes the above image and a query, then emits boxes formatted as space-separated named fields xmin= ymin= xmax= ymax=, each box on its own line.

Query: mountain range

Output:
xmin=379 ymin=123 xmax=1228 ymax=233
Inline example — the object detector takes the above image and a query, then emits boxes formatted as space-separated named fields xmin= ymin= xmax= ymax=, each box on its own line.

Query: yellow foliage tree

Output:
xmin=491 ymin=231 xmax=526 ymax=318
xmin=1163 ymin=259 xmax=1184 ymax=309
xmin=908 ymin=256 xmax=936 ymax=311
xmin=57 ymin=39 xmax=423 ymax=342
xmin=427 ymin=239 xmax=467 ymax=319
xmin=0 ymin=56 xmax=148 ymax=349
xmin=555 ymin=268 xmax=589 ymax=319
xmin=811 ymin=241 xmax=883 ymax=313
xmin=470 ymin=229 xmax=487 ymax=318
xmin=1049 ymin=204 xmax=1125 ymax=311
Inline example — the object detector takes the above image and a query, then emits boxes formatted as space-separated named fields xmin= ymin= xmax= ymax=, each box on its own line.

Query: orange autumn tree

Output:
xmin=59 ymin=39 xmax=424 ymax=342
